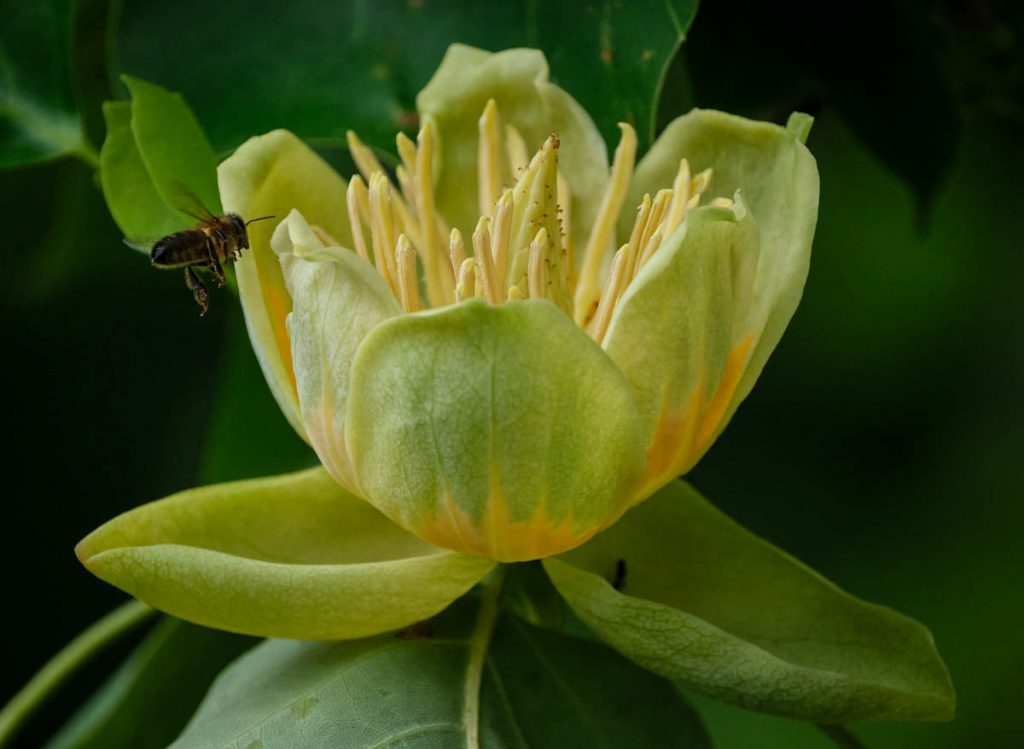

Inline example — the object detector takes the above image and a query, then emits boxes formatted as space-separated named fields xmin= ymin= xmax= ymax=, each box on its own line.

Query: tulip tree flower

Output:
xmin=79 ymin=45 xmax=954 ymax=723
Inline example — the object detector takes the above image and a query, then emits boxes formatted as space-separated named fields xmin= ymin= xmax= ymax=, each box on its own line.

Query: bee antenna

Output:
xmin=245 ymin=215 xmax=276 ymax=226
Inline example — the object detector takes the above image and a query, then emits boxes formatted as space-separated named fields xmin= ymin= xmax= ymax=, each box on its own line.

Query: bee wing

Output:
xmin=171 ymin=181 xmax=217 ymax=224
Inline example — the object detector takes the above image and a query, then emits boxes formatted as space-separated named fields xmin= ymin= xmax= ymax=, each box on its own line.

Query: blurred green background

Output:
xmin=1 ymin=0 xmax=1021 ymax=747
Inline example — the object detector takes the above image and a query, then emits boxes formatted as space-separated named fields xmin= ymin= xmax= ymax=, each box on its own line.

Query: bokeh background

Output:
xmin=1 ymin=0 xmax=1021 ymax=747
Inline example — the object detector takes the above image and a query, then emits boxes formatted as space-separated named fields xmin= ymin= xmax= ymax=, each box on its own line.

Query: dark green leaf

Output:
xmin=44 ymin=619 xmax=253 ymax=749
xmin=122 ymin=76 xmax=221 ymax=214
xmin=99 ymin=101 xmax=182 ymax=241
xmin=99 ymin=77 xmax=220 ymax=245
xmin=0 ymin=0 xmax=92 ymax=167
xmin=112 ymin=0 xmax=697 ymax=153
xmin=545 ymin=480 xmax=956 ymax=723
xmin=170 ymin=601 xmax=711 ymax=748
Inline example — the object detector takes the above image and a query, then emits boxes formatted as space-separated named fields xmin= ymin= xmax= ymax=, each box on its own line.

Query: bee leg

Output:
xmin=185 ymin=267 xmax=210 ymax=316
xmin=205 ymin=236 xmax=227 ymax=287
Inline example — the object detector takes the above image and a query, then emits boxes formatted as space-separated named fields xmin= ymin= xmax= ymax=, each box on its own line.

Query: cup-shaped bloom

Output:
xmin=219 ymin=45 xmax=819 ymax=562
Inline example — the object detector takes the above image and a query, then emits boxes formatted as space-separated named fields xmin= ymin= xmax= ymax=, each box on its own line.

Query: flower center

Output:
xmin=339 ymin=100 xmax=728 ymax=342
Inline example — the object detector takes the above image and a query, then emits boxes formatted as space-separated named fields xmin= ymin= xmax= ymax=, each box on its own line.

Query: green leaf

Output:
xmin=346 ymin=299 xmax=646 ymax=562
xmin=45 ymin=619 xmax=253 ymax=749
xmin=170 ymin=602 xmax=711 ymax=748
xmin=99 ymin=77 xmax=220 ymax=245
xmin=99 ymin=101 xmax=182 ymax=241
xmin=0 ymin=1 xmax=92 ymax=167
xmin=122 ymin=76 xmax=221 ymax=214
xmin=111 ymin=1 xmax=697 ymax=153
xmin=544 ymin=480 xmax=955 ymax=723
xmin=76 ymin=467 xmax=494 ymax=639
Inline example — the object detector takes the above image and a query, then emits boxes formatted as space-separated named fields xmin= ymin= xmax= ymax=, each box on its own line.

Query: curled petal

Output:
xmin=604 ymin=202 xmax=760 ymax=497
xmin=621 ymin=109 xmax=819 ymax=432
xmin=274 ymin=210 xmax=401 ymax=495
xmin=218 ymin=130 xmax=354 ymax=439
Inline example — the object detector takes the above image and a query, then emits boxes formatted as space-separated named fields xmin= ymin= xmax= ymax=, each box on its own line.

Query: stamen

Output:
xmin=508 ymin=135 xmax=571 ymax=314
xmin=589 ymin=247 xmax=629 ymax=343
xmin=632 ymin=189 xmax=672 ymax=276
xmin=449 ymin=228 xmax=466 ymax=278
xmin=505 ymin=124 xmax=529 ymax=176
xmin=527 ymin=228 xmax=549 ymax=299
xmin=396 ymin=132 xmax=418 ymax=179
xmin=478 ymin=99 xmax=503 ymax=218
xmin=395 ymin=235 xmax=422 ymax=312
xmin=620 ymin=193 xmax=652 ymax=286
xmin=472 ymin=216 xmax=501 ymax=304
xmin=346 ymin=176 xmax=371 ymax=263
xmin=574 ymin=123 xmax=637 ymax=325
xmin=456 ymin=258 xmax=478 ymax=302
xmin=346 ymin=130 xmax=387 ymax=183
xmin=368 ymin=173 xmax=399 ymax=292
xmin=490 ymin=190 xmax=514 ymax=294
xmin=557 ymin=172 xmax=573 ymax=274
xmin=665 ymin=158 xmax=691 ymax=234
xmin=507 ymin=285 xmax=525 ymax=301
xmin=348 ymin=130 xmax=421 ymax=251
xmin=415 ymin=122 xmax=451 ymax=306
xmin=709 ymin=196 xmax=734 ymax=208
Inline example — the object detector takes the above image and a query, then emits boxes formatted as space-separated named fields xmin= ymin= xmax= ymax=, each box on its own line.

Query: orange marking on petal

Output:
xmin=260 ymin=258 xmax=298 ymax=396
xmin=635 ymin=335 xmax=754 ymax=501
xmin=414 ymin=487 xmax=596 ymax=562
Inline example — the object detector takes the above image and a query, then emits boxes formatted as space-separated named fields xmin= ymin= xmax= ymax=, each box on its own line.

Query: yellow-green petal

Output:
xmin=416 ymin=44 xmax=609 ymax=263
xmin=604 ymin=202 xmax=760 ymax=496
xmin=621 ymin=109 xmax=819 ymax=439
xmin=544 ymin=480 xmax=955 ymax=723
xmin=274 ymin=210 xmax=401 ymax=494
xmin=76 ymin=468 xmax=494 ymax=640
xmin=345 ymin=299 xmax=646 ymax=563
xmin=218 ymin=130 xmax=354 ymax=440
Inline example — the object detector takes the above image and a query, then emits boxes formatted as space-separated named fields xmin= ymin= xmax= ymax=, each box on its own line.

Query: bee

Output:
xmin=144 ymin=208 xmax=274 ymax=315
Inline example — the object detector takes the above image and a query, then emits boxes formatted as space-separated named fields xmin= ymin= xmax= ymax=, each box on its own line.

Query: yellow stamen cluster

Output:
xmin=342 ymin=99 xmax=724 ymax=342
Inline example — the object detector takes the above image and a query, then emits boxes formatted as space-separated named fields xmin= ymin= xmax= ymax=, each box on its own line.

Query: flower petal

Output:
xmin=76 ymin=468 xmax=494 ymax=640
xmin=416 ymin=44 xmax=609 ymax=261
xmin=604 ymin=202 xmax=761 ymax=496
xmin=218 ymin=130 xmax=354 ymax=440
xmin=544 ymin=480 xmax=955 ymax=722
xmin=273 ymin=210 xmax=402 ymax=494
xmin=345 ymin=299 xmax=646 ymax=562
xmin=620 ymin=110 xmax=819 ymax=452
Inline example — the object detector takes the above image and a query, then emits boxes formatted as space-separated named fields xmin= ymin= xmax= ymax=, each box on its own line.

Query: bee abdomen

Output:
xmin=151 ymin=230 xmax=209 ymax=268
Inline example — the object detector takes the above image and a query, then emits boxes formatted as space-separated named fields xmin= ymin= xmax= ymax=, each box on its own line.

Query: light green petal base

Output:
xmin=544 ymin=481 xmax=955 ymax=723
xmin=417 ymin=44 xmax=609 ymax=260
xmin=346 ymin=299 xmax=646 ymax=562
xmin=218 ymin=130 xmax=354 ymax=440
xmin=77 ymin=468 xmax=494 ymax=640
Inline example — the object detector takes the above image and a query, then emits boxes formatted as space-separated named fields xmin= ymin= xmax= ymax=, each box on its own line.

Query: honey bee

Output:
xmin=143 ymin=208 xmax=274 ymax=315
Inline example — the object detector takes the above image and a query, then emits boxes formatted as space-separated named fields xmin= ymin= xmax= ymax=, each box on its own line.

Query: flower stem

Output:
xmin=816 ymin=724 xmax=868 ymax=749
xmin=463 ymin=566 xmax=507 ymax=749
xmin=0 ymin=600 xmax=155 ymax=748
